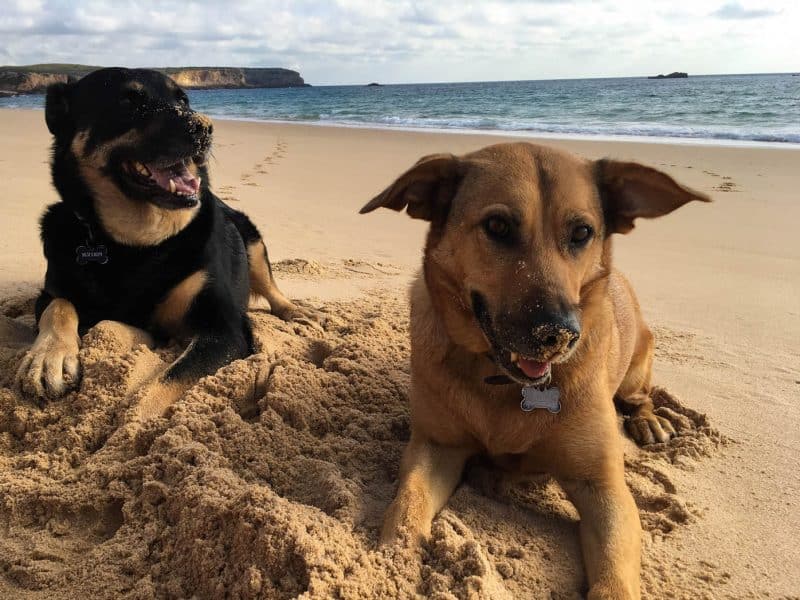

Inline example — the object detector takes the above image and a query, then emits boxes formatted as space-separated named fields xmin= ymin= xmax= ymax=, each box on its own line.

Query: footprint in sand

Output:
xmin=239 ymin=173 xmax=259 ymax=187
xmin=713 ymin=178 xmax=738 ymax=192
xmin=217 ymin=185 xmax=239 ymax=201
xmin=237 ymin=139 xmax=288 ymax=185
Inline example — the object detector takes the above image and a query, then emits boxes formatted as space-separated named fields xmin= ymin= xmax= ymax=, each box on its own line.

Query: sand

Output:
xmin=0 ymin=109 xmax=798 ymax=598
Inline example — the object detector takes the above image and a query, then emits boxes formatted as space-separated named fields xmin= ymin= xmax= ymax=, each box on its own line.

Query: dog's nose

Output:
xmin=531 ymin=316 xmax=580 ymax=354
xmin=192 ymin=113 xmax=214 ymax=134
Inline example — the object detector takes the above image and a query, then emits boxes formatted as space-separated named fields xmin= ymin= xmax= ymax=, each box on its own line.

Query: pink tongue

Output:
xmin=146 ymin=162 xmax=200 ymax=196
xmin=517 ymin=358 xmax=550 ymax=379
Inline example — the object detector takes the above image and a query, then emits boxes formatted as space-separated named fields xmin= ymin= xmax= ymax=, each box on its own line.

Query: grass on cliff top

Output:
xmin=1 ymin=64 xmax=294 ymax=75
xmin=0 ymin=64 xmax=100 ymax=75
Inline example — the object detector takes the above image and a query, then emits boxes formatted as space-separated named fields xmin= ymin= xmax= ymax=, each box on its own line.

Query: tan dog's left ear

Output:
xmin=360 ymin=153 xmax=463 ymax=222
xmin=596 ymin=159 xmax=711 ymax=234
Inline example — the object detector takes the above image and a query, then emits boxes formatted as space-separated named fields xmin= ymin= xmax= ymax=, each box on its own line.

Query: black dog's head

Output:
xmin=46 ymin=67 xmax=212 ymax=214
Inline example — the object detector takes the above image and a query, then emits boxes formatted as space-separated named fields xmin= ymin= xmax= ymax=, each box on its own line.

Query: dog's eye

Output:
xmin=483 ymin=215 xmax=513 ymax=242
xmin=570 ymin=224 xmax=593 ymax=247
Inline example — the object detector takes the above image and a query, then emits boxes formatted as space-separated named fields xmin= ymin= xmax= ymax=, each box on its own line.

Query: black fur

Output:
xmin=37 ymin=67 xmax=273 ymax=387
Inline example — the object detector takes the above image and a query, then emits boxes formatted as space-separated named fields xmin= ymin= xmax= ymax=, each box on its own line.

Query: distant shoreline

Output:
xmin=1 ymin=67 xmax=798 ymax=91
xmin=0 ymin=64 xmax=308 ymax=95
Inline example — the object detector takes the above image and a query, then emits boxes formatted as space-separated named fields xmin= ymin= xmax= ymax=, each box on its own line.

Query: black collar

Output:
xmin=73 ymin=209 xmax=97 ymax=245
xmin=483 ymin=353 xmax=514 ymax=385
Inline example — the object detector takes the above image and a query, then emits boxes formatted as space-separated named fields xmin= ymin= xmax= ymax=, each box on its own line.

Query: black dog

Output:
xmin=15 ymin=68 xmax=304 ymax=414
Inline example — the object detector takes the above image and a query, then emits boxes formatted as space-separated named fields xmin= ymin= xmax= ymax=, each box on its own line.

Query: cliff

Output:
xmin=0 ymin=70 xmax=72 ymax=94
xmin=163 ymin=67 xmax=307 ymax=89
xmin=0 ymin=64 xmax=308 ymax=95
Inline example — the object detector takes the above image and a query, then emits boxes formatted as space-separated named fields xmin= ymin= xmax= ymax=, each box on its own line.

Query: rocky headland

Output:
xmin=0 ymin=64 xmax=308 ymax=95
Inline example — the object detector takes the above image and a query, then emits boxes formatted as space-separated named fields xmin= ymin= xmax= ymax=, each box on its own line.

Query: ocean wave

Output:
xmin=239 ymin=113 xmax=800 ymax=144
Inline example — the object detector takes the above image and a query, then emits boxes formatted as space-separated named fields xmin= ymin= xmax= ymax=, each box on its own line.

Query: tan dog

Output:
xmin=361 ymin=142 xmax=709 ymax=599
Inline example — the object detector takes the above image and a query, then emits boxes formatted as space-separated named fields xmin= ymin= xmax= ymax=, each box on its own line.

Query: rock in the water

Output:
xmin=648 ymin=71 xmax=689 ymax=79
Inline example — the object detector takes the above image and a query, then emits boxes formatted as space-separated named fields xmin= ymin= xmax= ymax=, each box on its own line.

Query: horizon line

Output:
xmin=2 ymin=63 xmax=797 ymax=87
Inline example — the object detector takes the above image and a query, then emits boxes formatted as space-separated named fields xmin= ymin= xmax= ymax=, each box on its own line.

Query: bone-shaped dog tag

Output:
xmin=76 ymin=244 xmax=109 ymax=265
xmin=521 ymin=386 xmax=561 ymax=413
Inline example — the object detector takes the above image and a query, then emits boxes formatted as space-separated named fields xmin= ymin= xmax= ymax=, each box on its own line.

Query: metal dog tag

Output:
xmin=521 ymin=386 xmax=561 ymax=413
xmin=76 ymin=244 xmax=109 ymax=265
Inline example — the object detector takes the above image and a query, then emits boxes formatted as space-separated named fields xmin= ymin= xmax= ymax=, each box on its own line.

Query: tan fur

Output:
xmin=192 ymin=113 xmax=214 ymax=131
xmin=152 ymin=270 xmax=208 ymax=336
xmin=247 ymin=241 xmax=301 ymax=320
xmin=78 ymin=321 xmax=193 ymax=421
xmin=134 ymin=378 xmax=187 ymax=420
xmin=72 ymin=132 xmax=200 ymax=246
xmin=367 ymin=143 xmax=709 ymax=599
xmin=15 ymin=298 xmax=81 ymax=398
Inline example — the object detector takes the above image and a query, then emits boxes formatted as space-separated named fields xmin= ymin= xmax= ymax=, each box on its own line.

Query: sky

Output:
xmin=1 ymin=0 xmax=797 ymax=85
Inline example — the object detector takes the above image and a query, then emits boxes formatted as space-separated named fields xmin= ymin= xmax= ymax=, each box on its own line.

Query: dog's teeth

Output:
xmin=510 ymin=352 xmax=519 ymax=363
xmin=134 ymin=161 xmax=149 ymax=176
xmin=169 ymin=179 xmax=176 ymax=193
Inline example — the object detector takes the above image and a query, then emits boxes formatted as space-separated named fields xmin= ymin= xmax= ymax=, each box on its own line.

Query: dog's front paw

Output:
xmin=587 ymin=580 xmax=637 ymax=600
xmin=624 ymin=409 xmax=676 ymax=445
xmin=380 ymin=501 xmax=406 ymax=546
xmin=15 ymin=334 xmax=81 ymax=400
xmin=273 ymin=301 xmax=325 ymax=330
xmin=380 ymin=497 xmax=430 ymax=548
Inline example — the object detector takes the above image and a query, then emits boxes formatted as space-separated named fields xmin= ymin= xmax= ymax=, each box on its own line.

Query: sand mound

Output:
xmin=272 ymin=259 xmax=404 ymax=280
xmin=0 ymin=291 xmax=725 ymax=598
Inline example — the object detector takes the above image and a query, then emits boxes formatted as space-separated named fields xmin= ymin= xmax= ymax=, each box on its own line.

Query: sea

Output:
xmin=2 ymin=73 xmax=798 ymax=146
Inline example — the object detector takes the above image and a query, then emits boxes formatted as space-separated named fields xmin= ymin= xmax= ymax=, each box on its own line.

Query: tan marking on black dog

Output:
xmin=134 ymin=378 xmax=187 ymax=421
xmin=15 ymin=298 xmax=81 ymax=398
xmin=153 ymin=270 xmax=207 ymax=335
xmin=192 ymin=113 xmax=214 ymax=131
xmin=247 ymin=241 xmax=300 ymax=320
xmin=71 ymin=131 xmax=201 ymax=246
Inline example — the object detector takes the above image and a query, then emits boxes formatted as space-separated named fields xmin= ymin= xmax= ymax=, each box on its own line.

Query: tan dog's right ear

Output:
xmin=359 ymin=153 xmax=463 ymax=221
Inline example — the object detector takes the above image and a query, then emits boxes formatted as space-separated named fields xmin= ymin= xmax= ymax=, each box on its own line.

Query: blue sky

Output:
xmin=1 ymin=1 xmax=797 ymax=85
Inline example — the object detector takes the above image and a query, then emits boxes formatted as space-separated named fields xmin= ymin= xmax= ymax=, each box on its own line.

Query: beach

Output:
xmin=0 ymin=108 xmax=798 ymax=598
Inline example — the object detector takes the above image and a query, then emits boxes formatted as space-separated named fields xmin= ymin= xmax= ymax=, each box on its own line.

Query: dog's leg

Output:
xmin=133 ymin=323 xmax=251 ymax=420
xmin=219 ymin=200 xmax=305 ymax=322
xmin=136 ymin=281 xmax=254 ymax=419
xmin=246 ymin=239 xmax=304 ymax=321
xmin=549 ymin=401 xmax=642 ymax=599
xmin=15 ymin=296 xmax=81 ymax=399
xmin=381 ymin=435 xmax=472 ymax=545
xmin=616 ymin=326 xmax=676 ymax=445
xmin=559 ymin=472 xmax=641 ymax=600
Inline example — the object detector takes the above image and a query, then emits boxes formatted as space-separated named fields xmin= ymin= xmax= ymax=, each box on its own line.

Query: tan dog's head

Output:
xmin=361 ymin=142 xmax=709 ymax=386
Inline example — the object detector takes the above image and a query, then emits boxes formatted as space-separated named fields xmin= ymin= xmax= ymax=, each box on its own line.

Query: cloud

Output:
xmin=712 ymin=2 xmax=780 ymax=19
xmin=0 ymin=1 xmax=796 ymax=83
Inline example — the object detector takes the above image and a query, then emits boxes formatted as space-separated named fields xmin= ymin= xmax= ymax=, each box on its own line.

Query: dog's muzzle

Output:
xmin=471 ymin=291 xmax=581 ymax=385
